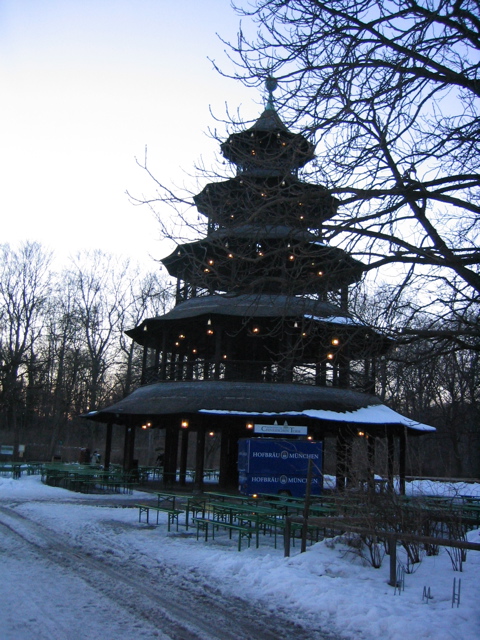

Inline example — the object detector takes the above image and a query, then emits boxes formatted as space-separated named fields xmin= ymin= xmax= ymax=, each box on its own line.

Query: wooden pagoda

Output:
xmin=86 ymin=80 xmax=434 ymax=492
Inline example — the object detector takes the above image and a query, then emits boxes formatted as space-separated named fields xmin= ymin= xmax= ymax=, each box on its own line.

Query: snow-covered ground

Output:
xmin=0 ymin=474 xmax=479 ymax=640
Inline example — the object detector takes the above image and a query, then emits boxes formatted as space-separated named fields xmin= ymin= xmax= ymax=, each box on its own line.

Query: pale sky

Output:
xmin=0 ymin=0 xmax=260 ymax=269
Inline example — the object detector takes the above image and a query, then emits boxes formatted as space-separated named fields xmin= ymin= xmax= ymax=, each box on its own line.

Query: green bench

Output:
xmin=193 ymin=516 xmax=255 ymax=551
xmin=136 ymin=503 xmax=184 ymax=531
xmin=192 ymin=516 xmax=212 ymax=541
xmin=216 ymin=520 xmax=255 ymax=551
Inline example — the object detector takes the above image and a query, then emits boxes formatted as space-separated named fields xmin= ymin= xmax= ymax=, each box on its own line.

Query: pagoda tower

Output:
xmin=87 ymin=81 xmax=434 ymax=492
xmin=135 ymin=79 xmax=385 ymax=390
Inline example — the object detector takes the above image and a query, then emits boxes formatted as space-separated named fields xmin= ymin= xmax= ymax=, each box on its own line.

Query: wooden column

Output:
xmin=214 ymin=328 xmax=222 ymax=380
xmin=219 ymin=427 xmax=229 ymax=489
xmin=387 ymin=431 xmax=395 ymax=492
xmin=193 ymin=423 xmax=206 ymax=493
xmin=345 ymin=432 xmax=354 ymax=487
xmin=227 ymin=433 xmax=240 ymax=488
xmin=123 ymin=425 xmax=136 ymax=472
xmin=160 ymin=331 xmax=168 ymax=380
xmin=367 ymin=434 xmax=376 ymax=492
xmin=163 ymin=424 xmax=179 ymax=488
xmin=399 ymin=429 xmax=406 ymax=495
xmin=141 ymin=345 xmax=148 ymax=385
xmin=335 ymin=429 xmax=348 ymax=491
xmin=178 ymin=428 xmax=189 ymax=487
xmin=129 ymin=425 xmax=136 ymax=471
xmin=104 ymin=421 xmax=113 ymax=470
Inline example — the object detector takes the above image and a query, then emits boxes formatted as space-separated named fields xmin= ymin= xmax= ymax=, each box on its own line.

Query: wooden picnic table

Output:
xmin=204 ymin=492 xmax=257 ymax=505
xmin=153 ymin=491 xmax=179 ymax=510
xmin=0 ymin=462 xmax=24 ymax=478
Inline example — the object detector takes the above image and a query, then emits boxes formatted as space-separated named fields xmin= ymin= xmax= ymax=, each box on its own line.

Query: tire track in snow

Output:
xmin=0 ymin=505 xmax=342 ymax=640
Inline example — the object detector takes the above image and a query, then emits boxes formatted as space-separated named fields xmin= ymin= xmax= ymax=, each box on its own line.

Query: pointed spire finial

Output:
xmin=265 ymin=76 xmax=278 ymax=111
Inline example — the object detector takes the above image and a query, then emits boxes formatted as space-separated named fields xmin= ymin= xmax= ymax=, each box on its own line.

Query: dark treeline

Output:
xmin=0 ymin=242 xmax=172 ymax=463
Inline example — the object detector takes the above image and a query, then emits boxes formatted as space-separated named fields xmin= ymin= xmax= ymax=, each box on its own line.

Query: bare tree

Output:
xmin=216 ymin=0 xmax=480 ymax=346
xmin=0 ymin=242 xmax=52 ymax=458
xmin=116 ymin=268 xmax=173 ymax=398
xmin=67 ymin=250 xmax=130 ymax=412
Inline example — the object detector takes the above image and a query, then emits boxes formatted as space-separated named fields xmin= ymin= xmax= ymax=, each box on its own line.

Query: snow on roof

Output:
xmin=304 ymin=314 xmax=366 ymax=326
xmin=199 ymin=403 xmax=435 ymax=432
xmin=302 ymin=404 xmax=435 ymax=432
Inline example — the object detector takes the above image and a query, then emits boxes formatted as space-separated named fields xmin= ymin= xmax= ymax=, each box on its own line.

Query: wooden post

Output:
xmin=336 ymin=429 xmax=347 ymax=491
xmin=164 ymin=425 xmax=179 ymax=488
xmin=128 ymin=425 xmax=136 ymax=472
xmin=104 ymin=421 xmax=113 ymax=470
xmin=160 ymin=331 xmax=168 ymax=381
xmin=141 ymin=345 xmax=148 ymax=385
xmin=214 ymin=328 xmax=222 ymax=380
xmin=301 ymin=458 xmax=313 ymax=553
xmin=122 ymin=425 xmax=129 ymax=470
xmin=399 ymin=429 xmax=406 ymax=495
xmin=284 ymin=517 xmax=291 ymax=558
xmin=367 ymin=435 xmax=376 ymax=492
xmin=179 ymin=428 xmax=189 ymax=486
xmin=194 ymin=424 xmax=206 ymax=493
xmin=219 ymin=428 xmax=229 ymax=489
xmin=388 ymin=535 xmax=397 ymax=586
xmin=387 ymin=432 xmax=395 ymax=492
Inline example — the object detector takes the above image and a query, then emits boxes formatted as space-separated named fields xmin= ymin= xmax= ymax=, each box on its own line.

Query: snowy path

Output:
xmin=0 ymin=503 xmax=339 ymax=640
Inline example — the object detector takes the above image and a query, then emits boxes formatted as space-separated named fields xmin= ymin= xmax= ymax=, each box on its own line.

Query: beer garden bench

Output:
xmin=136 ymin=503 xmax=184 ymax=531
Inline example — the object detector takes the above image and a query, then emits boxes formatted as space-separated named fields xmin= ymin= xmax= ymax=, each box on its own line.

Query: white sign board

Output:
xmin=254 ymin=424 xmax=308 ymax=435
xmin=0 ymin=445 xmax=14 ymax=456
